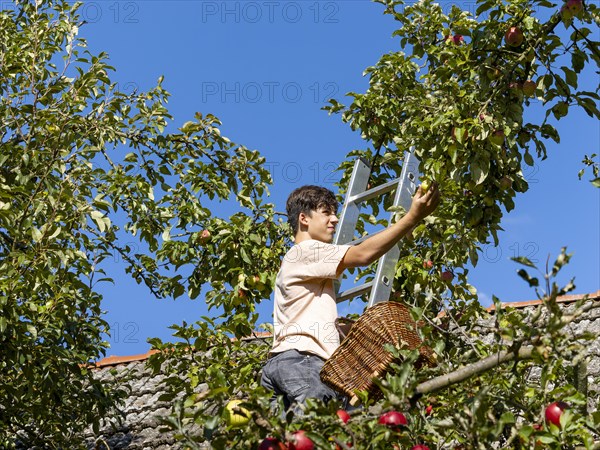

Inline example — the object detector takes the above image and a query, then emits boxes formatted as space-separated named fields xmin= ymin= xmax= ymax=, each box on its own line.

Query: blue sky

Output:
xmin=70 ymin=1 xmax=599 ymax=357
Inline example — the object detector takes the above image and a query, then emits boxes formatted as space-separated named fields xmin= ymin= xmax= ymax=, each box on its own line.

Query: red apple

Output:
xmin=336 ymin=409 xmax=351 ymax=424
xmin=258 ymin=437 xmax=287 ymax=450
xmin=545 ymin=401 xmax=569 ymax=428
xmin=561 ymin=4 xmax=574 ymax=20
xmin=198 ymin=229 xmax=211 ymax=244
xmin=446 ymin=34 xmax=464 ymax=45
xmin=425 ymin=404 xmax=433 ymax=416
xmin=378 ymin=411 xmax=408 ymax=427
xmin=489 ymin=130 xmax=505 ymax=146
xmin=411 ymin=446 xmax=431 ymax=450
xmin=441 ymin=270 xmax=454 ymax=282
xmin=522 ymin=80 xmax=536 ymax=97
xmin=423 ymin=260 xmax=434 ymax=270
xmin=565 ymin=0 xmax=583 ymax=16
xmin=505 ymin=26 xmax=524 ymax=47
xmin=288 ymin=431 xmax=314 ymax=450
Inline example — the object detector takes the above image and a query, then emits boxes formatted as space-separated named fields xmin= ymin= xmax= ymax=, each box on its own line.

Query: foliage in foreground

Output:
xmin=151 ymin=255 xmax=600 ymax=449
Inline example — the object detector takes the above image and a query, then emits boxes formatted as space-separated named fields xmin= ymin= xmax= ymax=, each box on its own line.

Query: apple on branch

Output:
xmin=336 ymin=409 xmax=351 ymax=424
xmin=258 ymin=437 xmax=287 ymax=450
xmin=522 ymin=80 xmax=536 ymax=97
xmin=288 ymin=430 xmax=314 ymax=450
xmin=223 ymin=399 xmax=250 ymax=428
xmin=446 ymin=34 xmax=464 ymax=45
xmin=545 ymin=401 xmax=569 ymax=428
xmin=378 ymin=411 xmax=408 ymax=428
xmin=505 ymin=26 xmax=524 ymax=47
xmin=441 ymin=270 xmax=454 ymax=282
xmin=488 ymin=130 xmax=505 ymax=146
xmin=198 ymin=229 xmax=211 ymax=244
xmin=562 ymin=0 xmax=583 ymax=20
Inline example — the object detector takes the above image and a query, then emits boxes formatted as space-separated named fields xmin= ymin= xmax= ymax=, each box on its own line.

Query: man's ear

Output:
xmin=298 ymin=211 xmax=310 ymax=227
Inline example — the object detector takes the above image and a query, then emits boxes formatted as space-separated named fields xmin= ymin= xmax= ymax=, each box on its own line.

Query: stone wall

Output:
xmin=84 ymin=357 xmax=182 ymax=450
xmin=472 ymin=293 xmax=600 ymax=411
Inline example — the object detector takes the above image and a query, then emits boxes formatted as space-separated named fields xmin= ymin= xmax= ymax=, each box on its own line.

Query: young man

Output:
xmin=260 ymin=183 xmax=440 ymax=410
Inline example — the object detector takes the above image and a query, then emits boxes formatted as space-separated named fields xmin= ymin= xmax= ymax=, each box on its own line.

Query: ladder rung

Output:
xmin=347 ymin=178 xmax=401 ymax=205
xmin=336 ymin=281 xmax=373 ymax=303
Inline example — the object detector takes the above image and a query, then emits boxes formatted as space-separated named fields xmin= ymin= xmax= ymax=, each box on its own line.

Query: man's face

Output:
xmin=305 ymin=207 xmax=339 ymax=243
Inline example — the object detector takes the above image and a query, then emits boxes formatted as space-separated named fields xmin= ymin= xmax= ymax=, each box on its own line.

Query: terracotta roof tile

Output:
xmin=486 ymin=290 xmax=600 ymax=312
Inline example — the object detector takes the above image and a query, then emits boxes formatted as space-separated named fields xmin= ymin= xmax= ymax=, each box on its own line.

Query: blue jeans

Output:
xmin=260 ymin=349 xmax=341 ymax=411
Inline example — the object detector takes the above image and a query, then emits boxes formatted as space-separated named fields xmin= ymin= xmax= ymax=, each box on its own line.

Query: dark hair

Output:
xmin=286 ymin=185 xmax=339 ymax=236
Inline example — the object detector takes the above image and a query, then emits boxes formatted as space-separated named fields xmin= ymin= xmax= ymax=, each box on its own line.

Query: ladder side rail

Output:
xmin=368 ymin=150 xmax=419 ymax=307
xmin=333 ymin=157 xmax=372 ymax=247
xmin=334 ymin=157 xmax=372 ymax=298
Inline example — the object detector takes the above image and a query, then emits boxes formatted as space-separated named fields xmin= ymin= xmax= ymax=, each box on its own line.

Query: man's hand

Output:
xmin=406 ymin=182 xmax=441 ymax=223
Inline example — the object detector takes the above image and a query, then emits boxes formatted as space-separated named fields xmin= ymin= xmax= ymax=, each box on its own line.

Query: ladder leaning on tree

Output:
xmin=333 ymin=150 xmax=420 ymax=307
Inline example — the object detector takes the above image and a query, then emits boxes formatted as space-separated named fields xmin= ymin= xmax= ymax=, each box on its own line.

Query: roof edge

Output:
xmin=487 ymin=290 xmax=600 ymax=311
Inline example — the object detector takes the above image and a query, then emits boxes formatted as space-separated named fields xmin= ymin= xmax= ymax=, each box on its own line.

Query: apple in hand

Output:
xmin=505 ymin=26 xmax=524 ymax=47
xmin=378 ymin=411 xmax=408 ymax=427
xmin=545 ymin=401 xmax=569 ymax=428
xmin=420 ymin=179 xmax=431 ymax=193
xmin=288 ymin=430 xmax=314 ymax=450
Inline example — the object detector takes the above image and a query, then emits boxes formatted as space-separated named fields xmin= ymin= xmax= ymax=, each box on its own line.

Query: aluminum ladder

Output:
xmin=333 ymin=150 xmax=419 ymax=307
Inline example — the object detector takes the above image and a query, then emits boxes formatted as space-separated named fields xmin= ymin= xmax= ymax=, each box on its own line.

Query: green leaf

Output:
xmin=561 ymin=66 xmax=578 ymax=89
xmin=511 ymin=256 xmax=537 ymax=268
xmin=516 ymin=268 xmax=539 ymax=287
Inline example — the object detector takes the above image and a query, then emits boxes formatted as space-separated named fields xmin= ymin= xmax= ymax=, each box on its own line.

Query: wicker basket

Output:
xmin=320 ymin=301 xmax=435 ymax=403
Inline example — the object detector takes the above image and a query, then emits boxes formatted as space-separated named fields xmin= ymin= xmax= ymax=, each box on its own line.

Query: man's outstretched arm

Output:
xmin=337 ymin=183 xmax=440 ymax=272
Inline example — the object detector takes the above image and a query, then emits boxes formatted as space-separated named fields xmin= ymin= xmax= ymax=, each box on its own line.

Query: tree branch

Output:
xmin=414 ymin=345 xmax=535 ymax=396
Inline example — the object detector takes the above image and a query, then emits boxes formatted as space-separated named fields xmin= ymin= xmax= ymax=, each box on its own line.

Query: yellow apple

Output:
xmin=224 ymin=399 xmax=250 ymax=427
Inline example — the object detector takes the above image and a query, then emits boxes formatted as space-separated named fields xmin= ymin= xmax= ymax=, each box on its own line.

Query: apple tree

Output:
xmin=0 ymin=0 xmax=286 ymax=447
xmin=151 ymin=0 xmax=600 ymax=448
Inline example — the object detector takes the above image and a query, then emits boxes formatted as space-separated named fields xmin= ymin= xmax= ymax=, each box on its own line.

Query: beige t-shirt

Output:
xmin=270 ymin=239 xmax=351 ymax=361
